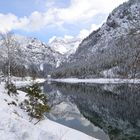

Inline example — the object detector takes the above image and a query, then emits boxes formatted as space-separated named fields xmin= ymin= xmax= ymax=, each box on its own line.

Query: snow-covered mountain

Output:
xmin=52 ymin=0 xmax=140 ymax=78
xmin=0 ymin=31 xmax=84 ymax=77
xmin=14 ymin=35 xmax=62 ymax=67
xmin=48 ymin=36 xmax=82 ymax=57
xmin=0 ymin=35 xmax=63 ymax=77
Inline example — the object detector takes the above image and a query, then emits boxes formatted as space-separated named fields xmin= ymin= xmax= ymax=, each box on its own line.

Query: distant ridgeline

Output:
xmin=0 ymin=34 xmax=81 ymax=78
xmin=0 ymin=36 xmax=62 ymax=78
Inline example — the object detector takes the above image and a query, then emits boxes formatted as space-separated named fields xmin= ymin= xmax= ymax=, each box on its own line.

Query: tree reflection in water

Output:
xmin=43 ymin=82 xmax=140 ymax=140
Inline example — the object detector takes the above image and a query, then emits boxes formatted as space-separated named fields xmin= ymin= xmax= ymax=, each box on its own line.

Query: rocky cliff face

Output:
xmin=0 ymin=35 xmax=62 ymax=77
xmin=52 ymin=0 xmax=140 ymax=78
xmin=0 ymin=33 xmax=83 ymax=77
xmin=48 ymin=36 xmax=82 ymax=56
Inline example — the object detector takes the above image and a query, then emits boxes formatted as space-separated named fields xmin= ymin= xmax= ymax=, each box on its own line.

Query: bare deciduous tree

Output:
xmin=0 ymin=32 xmax=18 ymax=94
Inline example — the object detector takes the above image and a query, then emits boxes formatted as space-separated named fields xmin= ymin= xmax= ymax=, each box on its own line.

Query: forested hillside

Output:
xmin=51 ymin=0 xmax=140 ymax=78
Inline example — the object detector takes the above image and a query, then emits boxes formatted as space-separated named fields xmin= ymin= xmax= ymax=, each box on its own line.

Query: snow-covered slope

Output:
xmin=14 ymin=35 xmax=62 ymax=67
xmin=0 ymin=81 xmax=96 ymax=140
xmin=0 ymin=35 xmax=63 ymax=77
xmin=0 ymin=34 xmax=82 ymax=77
xmin=49 ymin=36 xmax=82 ymax=56
xmin=52 ymin=0 xmax=140 ymax=78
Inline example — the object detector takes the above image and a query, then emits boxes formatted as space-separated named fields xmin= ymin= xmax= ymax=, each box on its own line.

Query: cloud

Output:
xmin=64 ymin=35 xmax=74 ymax=39
xmin=0 ymin=0 xmax=128 ymax=33
xmin=56 ymin=0 xmax=98 ymax=23
xmin=46 ymin=0 xmax=128 ymax=23
xmin=48 ymin=35 xmax=74 ymax=44
xmin=78 ymin=23 xmax=103 ymax=38
xmin=78 ymin=29 xmax=90 ymax=39
xmin=48 ymin=22 xmax=102 ymax=42
xmin=0 ymin=13 xmax=28 ymax=33
xmin=45 ymin=0 xmax=55 ymax=8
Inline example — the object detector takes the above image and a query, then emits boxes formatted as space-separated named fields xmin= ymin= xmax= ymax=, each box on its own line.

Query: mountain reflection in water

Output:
xmin=42 ymin=81 xmax=140 ymax=140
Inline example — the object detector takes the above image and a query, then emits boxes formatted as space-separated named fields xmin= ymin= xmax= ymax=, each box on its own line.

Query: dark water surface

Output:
xmin=42 ymin=81 xmax=140 ymax=140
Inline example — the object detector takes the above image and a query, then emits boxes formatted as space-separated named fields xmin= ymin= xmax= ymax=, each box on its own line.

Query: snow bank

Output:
xmin=0 ymin=82 xmax=96 ymax=140
xmin=12 ymin=78 xmax=46 ymax=88
xmin=52 ymin=78 xmax=140 ymax=84
xmin=0 ymin=111 xmax=56 ymax=140
xmin=38 ymin=119 xmax=97 ymax=140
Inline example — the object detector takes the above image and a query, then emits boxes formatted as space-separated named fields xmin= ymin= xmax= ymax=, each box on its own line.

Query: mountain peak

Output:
xmin=48 ymin=36 xmax=82 ymax=55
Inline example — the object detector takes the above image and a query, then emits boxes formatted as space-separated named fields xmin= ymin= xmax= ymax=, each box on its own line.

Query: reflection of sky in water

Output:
xmin=46 ymin=97 xmax=109 ymax=140
xmin=42 ymin=82 xmax=140 ymax=140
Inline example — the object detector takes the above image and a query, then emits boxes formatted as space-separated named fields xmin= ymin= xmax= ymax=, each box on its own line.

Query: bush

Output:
xmin=21 ymin=83 xmax=50 ymax=120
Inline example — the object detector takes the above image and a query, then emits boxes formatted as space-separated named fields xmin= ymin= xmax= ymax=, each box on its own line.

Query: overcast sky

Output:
xmin=0 ymin=0 xmax=128 ymax=42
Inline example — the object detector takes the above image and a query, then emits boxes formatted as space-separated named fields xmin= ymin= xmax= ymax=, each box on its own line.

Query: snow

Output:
xmin=0 ymin=34 xmax=62 ymax=70
xmin=0 ymin=80 xmax=96 ymax=140
xmin=52 ymin=78 xmax=140 ymax=84
xmin=11 ymin=77 xmax=46 ymax=88
xmin=0 ymin=111 xmax=56 ymax=140
xmin=39 ymin=119 xmax=97 ymax=140
xmin=49 ymin=36 xmax=82 ymax=55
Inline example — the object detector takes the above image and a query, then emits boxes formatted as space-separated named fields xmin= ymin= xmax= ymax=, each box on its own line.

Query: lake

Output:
xmin=41 ymin=81 xmax=140 ymax=140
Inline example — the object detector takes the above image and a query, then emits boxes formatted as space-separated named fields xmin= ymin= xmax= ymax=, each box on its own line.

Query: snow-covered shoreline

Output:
xmin=0 ymin=79 xmax=96 ymax=140
xmin=52 ymin=78 xmax=140 ymax=84
xmin=14 ymin=79 xmax=46 ymax=88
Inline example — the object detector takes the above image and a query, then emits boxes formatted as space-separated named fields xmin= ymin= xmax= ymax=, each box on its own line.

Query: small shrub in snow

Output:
xmin=21 ymin=83 xmax=50 ymax=120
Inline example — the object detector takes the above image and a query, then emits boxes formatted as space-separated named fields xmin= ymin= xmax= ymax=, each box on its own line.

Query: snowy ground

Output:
xmin=0 ymin=79 xmax=96 ymax=140
xmin=52 ymin=78 xmax=140 ymax=84
xmin=11 ymin=77 xmax=46 ymax=88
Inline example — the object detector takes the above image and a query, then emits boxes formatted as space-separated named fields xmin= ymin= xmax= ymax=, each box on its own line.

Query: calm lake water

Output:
xmin=41 ymin=81 xmax=140 ymax=140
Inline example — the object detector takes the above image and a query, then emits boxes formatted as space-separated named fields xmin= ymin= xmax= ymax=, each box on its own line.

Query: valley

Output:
xmin=0 ymin=0 xmax=140 ymax=140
